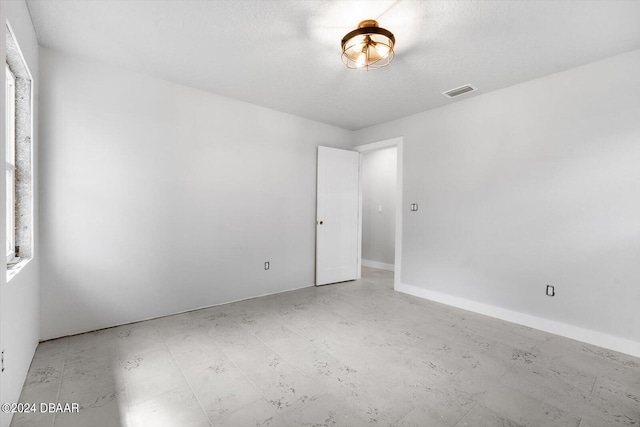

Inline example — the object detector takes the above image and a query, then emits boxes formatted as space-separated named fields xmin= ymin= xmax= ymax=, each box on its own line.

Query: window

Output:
xmin=5 ymin=64 xmax=16 ymax=262
xmin=6 ymin=25 xmax=33 ymax=279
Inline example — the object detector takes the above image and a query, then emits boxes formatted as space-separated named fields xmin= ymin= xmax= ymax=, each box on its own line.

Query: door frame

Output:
xmin=354 ymin=137 xmax=403 ymax=288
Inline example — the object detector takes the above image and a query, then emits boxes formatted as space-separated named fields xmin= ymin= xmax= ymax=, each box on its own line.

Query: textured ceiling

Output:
xmin=26 ymin=0 xmax=640 ymax=130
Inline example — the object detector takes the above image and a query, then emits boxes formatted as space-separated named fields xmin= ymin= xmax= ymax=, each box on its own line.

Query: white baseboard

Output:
xmin=396 ymin=282 xmax=640 ymax=358
xmin=362 ymin=259 xmax=395 ymax=272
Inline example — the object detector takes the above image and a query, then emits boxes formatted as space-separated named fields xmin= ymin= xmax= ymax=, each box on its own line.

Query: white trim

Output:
xmin=354 ymin=138 xmax=403 ymax=153
xmin=6 ymin=257 xmax=29 ymax=282
xmin=354 ymin=137 xmax=403 ymax=288
xmin=5 ymin=22 xmax=33 ymax=81
xmin=362 ymin=259 xmax=394 ymax=272
xmin=6 ymin=63 xmax=16 ymax=260
xmin=356 ymin=154 xmax=363 ymax=279
xmin=397 ymin=282 xmax=640 ymax=358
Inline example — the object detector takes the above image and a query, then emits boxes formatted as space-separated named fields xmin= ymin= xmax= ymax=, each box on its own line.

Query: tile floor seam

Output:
xmin=164 ymin=344 xmax=213 ymax=427
xmin=115 ymin=333 xmax=132 ymax=427
xmin=257 ymin=305 xmax=360 ymax=370
xmin=116 ymin=341 xmax=132 ymax=427
xmin=588 ymin=374 xmax=598 ymax=396
xmin=207 ymin=324 xmax=291 ymax=426
xmin=252 ymin=298 xmax=457 ymax=425
xmin=240 ymin=319 xmax=327 ymax=384
xmin=116 ymin=339 xmax=187 ymax=424
xmin=497 ymin=380 xmax=580 ymax=426
xmin=452 ymin=401 xmax=478 ymax=427
xmin=116 ymin=334 xmax=127 ymax=427
xmin=251 ymin=307 xmax=437 ymax=423
xmin=50 ymin=337 xmax=70 ymax=427
xmin=247 ymin=326 xmax=373 ymax=410
xmin=499 ymin=361 xmax=516 ymax=380
xmin=116 ymin=338 xmax=143 ymax=427
xmin=234 ymin=319 xmax=337 ymax=417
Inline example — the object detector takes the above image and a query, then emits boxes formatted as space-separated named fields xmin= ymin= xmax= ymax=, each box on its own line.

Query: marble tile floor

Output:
xmin=10 ymin=267 xmax=640 ymax=427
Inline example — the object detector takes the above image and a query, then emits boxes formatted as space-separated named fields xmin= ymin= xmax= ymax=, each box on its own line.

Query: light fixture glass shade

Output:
xmin=341 ymin=20 xmax=395 ymax=70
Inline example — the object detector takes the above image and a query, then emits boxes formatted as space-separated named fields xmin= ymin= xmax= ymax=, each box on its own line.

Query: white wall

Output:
xmin=0 ymin=1 xmax=40 ymax=426
xmin=39 ymin=48 xmax=353 ymax=340
xmin=361 ymin=147 xmax=396 ymax=269
xmin=354 ymin=50 xmax=640 ymax=356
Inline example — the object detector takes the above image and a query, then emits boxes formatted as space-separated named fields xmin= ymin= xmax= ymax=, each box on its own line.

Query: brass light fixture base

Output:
xmin=341 ymin=20 xmax=395 ymax=70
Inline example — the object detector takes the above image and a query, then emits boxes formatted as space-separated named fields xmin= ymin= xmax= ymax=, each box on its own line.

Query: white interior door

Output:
xmin=316 ymin=146 xmax=360 ymax=286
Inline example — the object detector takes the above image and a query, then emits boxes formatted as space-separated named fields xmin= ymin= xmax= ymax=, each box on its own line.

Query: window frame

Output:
xmin=6 ymin=63 xmax=16 ymax=262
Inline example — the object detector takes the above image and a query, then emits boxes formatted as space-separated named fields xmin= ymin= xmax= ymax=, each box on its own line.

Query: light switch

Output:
xmin=410 ymin=203 xmax=418 ymax=212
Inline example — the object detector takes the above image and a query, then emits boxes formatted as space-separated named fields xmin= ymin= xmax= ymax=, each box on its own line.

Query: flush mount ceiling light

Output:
xmin=341 ymin=20 xmax=395 ymax=70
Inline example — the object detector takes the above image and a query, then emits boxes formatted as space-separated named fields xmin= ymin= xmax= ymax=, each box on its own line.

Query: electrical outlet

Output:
xmin=264 ymin=262 xmax=270 ymax=270
xmin=546 ymin=285 xmax=555 ymax=297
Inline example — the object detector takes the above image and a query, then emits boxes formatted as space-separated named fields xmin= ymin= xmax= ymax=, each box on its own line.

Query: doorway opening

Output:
xmin=361 ymin=148 xmax=397 ymax=270
xmin=354 ymin=137 xmax=403 ymax=288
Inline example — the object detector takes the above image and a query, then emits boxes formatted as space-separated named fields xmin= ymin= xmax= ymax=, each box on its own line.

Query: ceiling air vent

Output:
xmin=442 ymin=84 xmax=477 ymax=99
